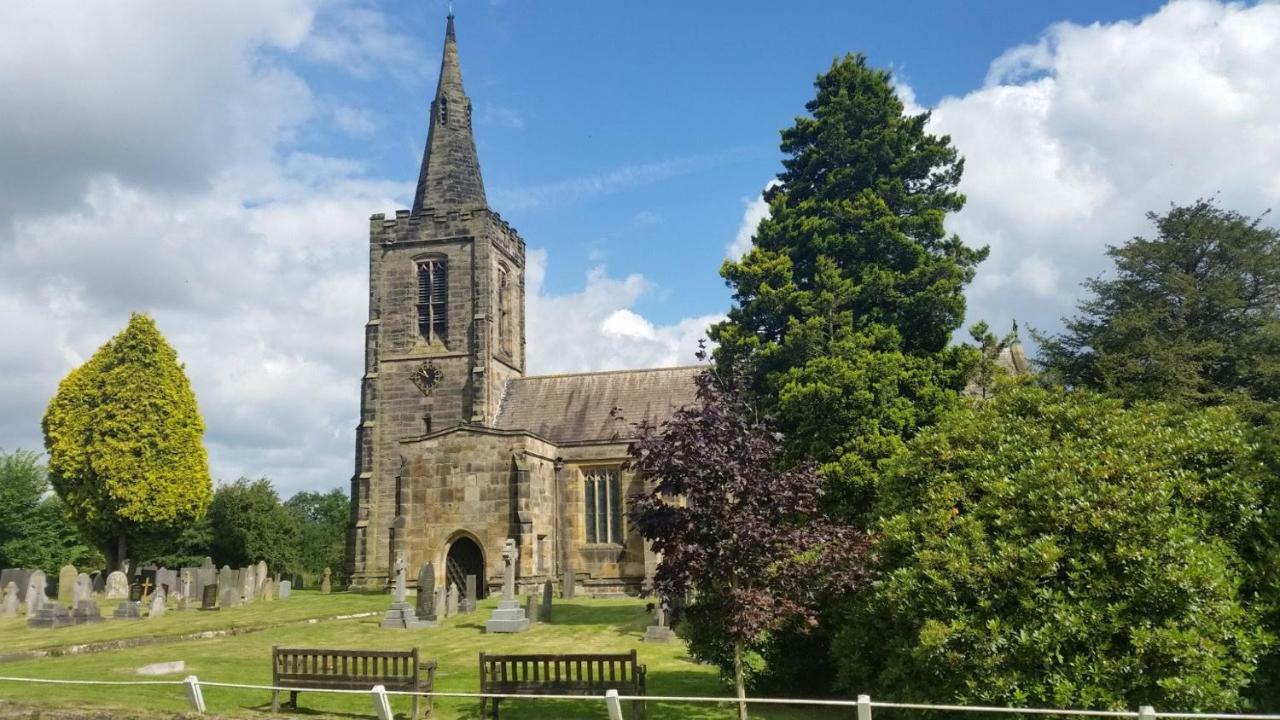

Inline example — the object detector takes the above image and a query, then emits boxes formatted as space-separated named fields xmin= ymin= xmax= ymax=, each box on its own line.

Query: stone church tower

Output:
xmin=347 ymin=15 xmax=528 ymax=587
xmin=347 ymin=15 xmax=699 ymax=595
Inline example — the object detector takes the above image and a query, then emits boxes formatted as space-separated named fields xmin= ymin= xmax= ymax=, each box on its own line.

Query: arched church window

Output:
xmin=584 ymin=468 xmax=622 ymax=544
xmin=417 ymin=258 xmax=448 ymax=343
xmin=497 ymin=264 xmax=511 ymax=355
xmin=439 ymin=96 xmax=449 ymax=125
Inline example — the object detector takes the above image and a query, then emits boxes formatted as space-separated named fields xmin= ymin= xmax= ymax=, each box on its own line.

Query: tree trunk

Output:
xmin=733 ymin=640 xmax=748 ymax=720
xmin=116 ymin=533 xmax=128 ymax=572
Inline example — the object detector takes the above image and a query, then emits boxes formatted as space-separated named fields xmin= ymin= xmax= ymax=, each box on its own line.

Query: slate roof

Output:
xmin=493 ymin=366 xmax=702 ymax=444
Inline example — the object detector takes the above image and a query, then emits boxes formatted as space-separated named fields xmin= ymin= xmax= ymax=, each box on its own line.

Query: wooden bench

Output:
xmin=478 ymin=650 xmax=647 ymax=719
xmin=271 ymin=646 xmax=437 ymax=719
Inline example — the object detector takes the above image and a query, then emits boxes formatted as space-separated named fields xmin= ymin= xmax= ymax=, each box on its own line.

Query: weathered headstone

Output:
xmin=1 ymin=582 xmax=19 ymax=617
xmin=255 ymin=561 xmax=269 ymax=595
xmin=644 ymin=601 xmax=674 ymax=643
xmin=279 ymin=580 xmax=291 ymax=600
xmin=261 ymin=579 xmax=275 ymax=602
xmin=136 ymin=661 xmax=185 ymax=676
xmin=541 ymin=581 xmax=553 ymax=623
xmin=0 ymin=569 xmax=20 ymax=596
xmin=446 ymin=584 xmax=458 ymax=616
xmin=321 ymin=567 xmax=332 ymax=594
xmin=179 ymin=571 xmax=193 ymax=611
xmin=104 ymin=570 xmax=129 ymax=600
xmin=149 ymin=588 xmax=167 ymax=618
xmin=57 ymin=565 xmax=77 ymax=604
xmin=27 ymin=600 xmax=73 ymax=628
xmin=25 ymin=570 xmax=47 ymax=615
xmin=435 ymin=586 xmax=448 ymax=619
xmin=71 ymin=573 xmax=103 ymax=624
xmin=220 ymin=587 xmax=239 ymax=609
xmin=241 ymin=568 xmax=256 ymax=603
xmin=155 ymin=567 xmax=177 ymax=596
xmin=217 ymin=565 xmax=232 ymax=598
xmin=562 ymin=568 xmax=576 ymax=599
xmin=381 ymin=551 xmax=429 ymax=629
xmin=484 ymin=539 xmax=530 ymax=633
xmin=113 ymin=591 xmax=142 ymax=620
xmin=138 ymin=567 xmax=158 ymax=599
xmin=416 ymin=563 xmax=435 ymax=620
xmin=464 ymin=574 xmax=477 ymax=613
xmin=200 ymin=584 xmax=220 ymax=611
xmin=525 ymin=593 xmax=538 ymax=623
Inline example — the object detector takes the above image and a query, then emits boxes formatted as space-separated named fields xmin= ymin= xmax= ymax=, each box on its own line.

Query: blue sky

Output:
xmin=1 ymin=0 xmax=1277 ymax=496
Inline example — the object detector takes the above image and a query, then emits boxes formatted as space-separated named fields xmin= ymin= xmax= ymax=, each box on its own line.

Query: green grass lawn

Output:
xmin=0 ymin=591 xmax=833 ymax=719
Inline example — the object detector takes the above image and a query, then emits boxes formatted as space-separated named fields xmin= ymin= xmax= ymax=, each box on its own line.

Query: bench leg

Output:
xmin=411 ymin=693 xmax=420 ymax=720
xmin=271 ymin=690 xmax=279 ymax=713
xmin=633 ymin=699 xmax=647 ymax=720
xmin=493 ymin=697 xmax=500 ymax=720
xmin=289 ymin=690 xmax=299 ymax=709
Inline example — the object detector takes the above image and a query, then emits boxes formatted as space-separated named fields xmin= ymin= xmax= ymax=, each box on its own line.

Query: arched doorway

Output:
xmin=445 ymin=536 xmax=486 ymax=599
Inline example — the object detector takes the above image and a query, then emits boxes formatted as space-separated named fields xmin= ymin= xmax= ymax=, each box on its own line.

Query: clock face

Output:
xmin=412 ymin=362 xmax=442 ymax=394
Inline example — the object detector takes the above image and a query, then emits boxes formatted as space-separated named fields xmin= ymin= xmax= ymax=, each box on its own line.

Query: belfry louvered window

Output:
xmin=417 ymin=259 xmax=447 ymax=343
xmin=584 ymin=468 xmax=622 ymax=544
xmin=497 ymin=265 xmax=511 ymax=355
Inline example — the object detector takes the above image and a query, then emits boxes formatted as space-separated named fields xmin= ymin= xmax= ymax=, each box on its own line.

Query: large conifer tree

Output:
xmin=42 ymin=313 xmax=212 ymax=569
xmin=712 ymin=54 xmax=987 ymax=521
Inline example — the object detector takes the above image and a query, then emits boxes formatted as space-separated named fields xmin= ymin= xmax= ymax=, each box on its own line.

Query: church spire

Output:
xmin=412 ymin=13 xmax=487 ymax=215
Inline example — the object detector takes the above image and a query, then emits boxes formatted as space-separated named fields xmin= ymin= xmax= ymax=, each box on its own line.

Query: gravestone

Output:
xmin=484 ymin=539 xmax=530 ymax=633
xmin=241 ymin=569 xmax=256 ymax=603
xmin=179 ymin=571 xmax=193 ymax=610
xmin=464 ymin=574 xmax=477 ymax=613
xmin=416 ymin=562 xmax=435 ymax=621
xmin=644 ymin=602 xmax=674 ymax=643
xmin=1 ymin=582 xmax=18 ymax=617
xmin=57 ymin=565 xmax=77 ymax=604
xmin=255 ymin=561 xmax=269 ymax=595
xmin=525 ymin=593 xmax=538 ymax=623
xmin=104 ymin=571 xmax=129 ymax=600
xmin=562 ymin=568 xmax=576 ymax=599
xmin=217 ymin=565 xmax=232 ymax=598
xmin=279 ymin=580 xmax=291 ymax=600
xmin=435 ymin=586 xmax=448 ymax=619
xmin=113 ymin=584 xmax=143 ymax=620
xmin=90 ymin=570 xmax=103 ymax=594
xmin=25 ymin=570 xmax=47 ymax=615
xmin=200 ymin=584 xmax=220 ymax=611
xmin=71 ymin=573 xmax=103 ymax=624
xmin=27 ymin=600 xmax=73 ymax=628
xmin=138 ymin=567 xmax=158 ymax=599
xmin=155 ymin=567 xmax=177 ymax=595
xmin=220 ymin=587 xmax=238 ymax=609
xmin=446 ymin=584 xmax=458 ymax=616
xmin=321 ymin=568 xmax=332 ymax=594
xmin=381 ymin=551 xmax=429 ymax=629
xmin=541 ymin=581 xmax=553 ymax=623
xmin=0 ymin=569 xmax=20 ymax=596
xmin=149 ymin=588 xmax=167 ymax=618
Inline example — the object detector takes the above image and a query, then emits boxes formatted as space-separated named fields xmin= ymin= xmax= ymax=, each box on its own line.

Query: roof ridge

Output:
xmin=515 ymin=365 xmax=704 ymax=381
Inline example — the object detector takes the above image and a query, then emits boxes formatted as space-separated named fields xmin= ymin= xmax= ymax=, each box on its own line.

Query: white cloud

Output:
xmin=479 ymin=105 xmax=527 ymax=130
xmin=925 ymin=0 xmax=1280 ymax=340
xmin=728 ymin=179 xmax=781 ymax=260
xmin=525 ymin=249 xmax=723 ymax=374
xmin=333 ymin=105 xmax=379 ymax=136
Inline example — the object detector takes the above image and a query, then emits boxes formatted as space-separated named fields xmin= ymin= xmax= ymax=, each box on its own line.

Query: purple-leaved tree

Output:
xmin=627 ymin=358 xmax=873 ymax=719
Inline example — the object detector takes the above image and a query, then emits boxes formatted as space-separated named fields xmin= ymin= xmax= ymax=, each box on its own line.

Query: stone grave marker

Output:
xmin=525 ymin=593 xmax=538 ymax=623
xmin=27 ymin=598 xmax=73 ymax=628
xmin=149 ymin=588 xmax=167 ymax=618
xmin=104 ymin=570 xmax=129 ymax=599
xmin=562 ymin=568 xmax=575 ymax=599
xmin=464 ymin=574 xmax=477 ymax=613
xmin=57 ymin=564 xmax=77 ymax=604
xmin=155 ymin=567 xmax=177 ymax=596
xmin=113 ymin=583 xmax=142 ymax=620
xmin=220 ymin=587 xmax=238 ymax=609
xmin=138 ymin=567 xmax=158 ymax=598
xmin=241 ymin=568 xmax=256 ymax=603
xmin=71 ymin=573 xmax=102 ymax=624
xmin=484 ymin=539 xmax=530 ymax=633
xmin=0 ymin=569 xmax=19 ymax=595
xmin=381 ymin=551 xmax=429 ymax=629
xmin=136 ymin=660 xmax=185 ymax=676
xmin=644 ymin=602 xmax=675 ymax=643
xmin=200 ymin=584 xmax=220 ymax=611
xmin=279 ymin=580 xmax=291 ymax=599
xmin=1 ymin=582 xmax=18 ymax=617
xmin=179 ymin=571 xmax=193 ymax=611
xmin=435 ymin=586 xmax=447 ymax=619
xmin=416 ymin=562 xmax=435 ymax=621
xmin=321 ymin=567 xmax=332 ymax=594
xmin=541 ymin=581 xmax=553 ymax=623
xmin=446 ymin=583 xmax=458 ymax=616
xmin=261 ymin=578 xmax=276 ymax=602
xmin=25 ymin=570 xmax=47 ymax=615
xmin=255 ymin=561 xmax=269 ymax=595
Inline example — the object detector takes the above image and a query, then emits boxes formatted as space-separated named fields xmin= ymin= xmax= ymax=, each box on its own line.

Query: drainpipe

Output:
xmin=553 ymin=457 xmax=565 ymax=580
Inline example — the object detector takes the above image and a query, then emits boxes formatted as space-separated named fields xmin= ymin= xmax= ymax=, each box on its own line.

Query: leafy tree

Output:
xmin=628 ymin=368 xmax=872 ymax=719
xmin=1039 ymin=199 xmax=1280 ymax=418
xmin=836 ymin=382 xmax=1271 ymax=711
xmin=711 ymin=54 xmax=987 ymax=523
xmin=285 ymin=489 xmax=348 ymax=579
xmin=208 ymin=477 xmax=299 ymax=572
xmin=0 ymin=449 xmax=101 ymax=573
xmin=42 ymin=313 xmax=212 ymax=569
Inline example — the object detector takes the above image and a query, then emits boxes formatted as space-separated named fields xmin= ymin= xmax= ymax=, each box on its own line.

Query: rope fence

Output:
xmin=2 ymin=674 xmax=1278 ymax=720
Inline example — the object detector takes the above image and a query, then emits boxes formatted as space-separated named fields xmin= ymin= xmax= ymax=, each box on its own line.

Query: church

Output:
xmin=344 ymin=15 xmax=699 ymax=595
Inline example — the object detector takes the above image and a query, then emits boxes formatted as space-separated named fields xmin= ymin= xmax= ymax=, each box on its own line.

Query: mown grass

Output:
xmin=0 ymin=591 xmax=833 ymax=719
